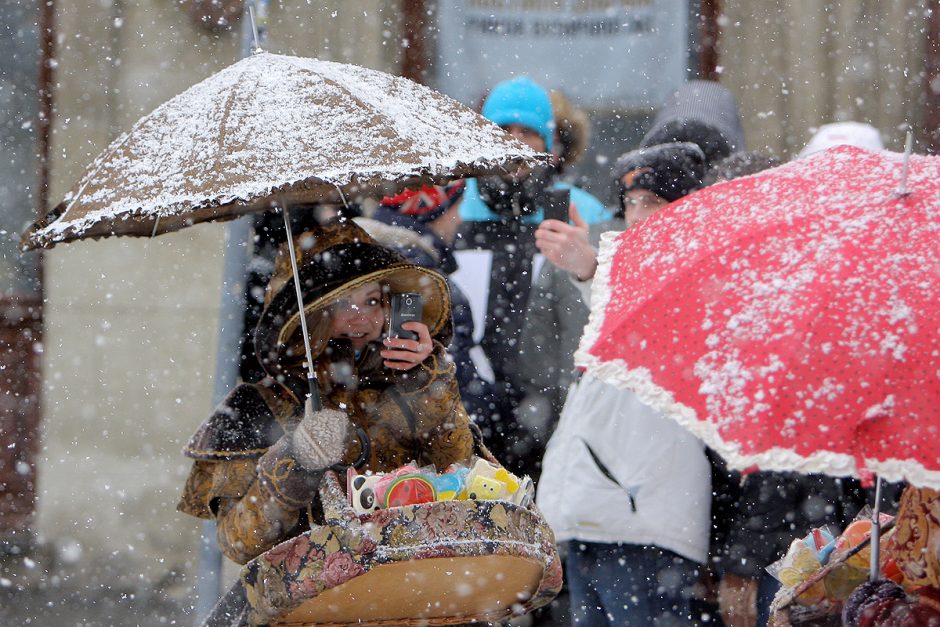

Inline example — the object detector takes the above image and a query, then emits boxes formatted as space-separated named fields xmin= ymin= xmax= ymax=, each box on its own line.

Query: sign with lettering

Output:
xmin=436 ymin=0 xmax=690 ymax=109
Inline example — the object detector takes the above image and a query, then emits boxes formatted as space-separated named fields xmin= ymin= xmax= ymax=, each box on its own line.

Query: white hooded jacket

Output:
xmin=536 ymin=373 xmax=712 ymax=563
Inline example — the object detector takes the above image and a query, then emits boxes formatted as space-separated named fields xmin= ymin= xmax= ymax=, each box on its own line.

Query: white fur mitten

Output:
xmin=291 ymin=399 xmax=351 ymax=470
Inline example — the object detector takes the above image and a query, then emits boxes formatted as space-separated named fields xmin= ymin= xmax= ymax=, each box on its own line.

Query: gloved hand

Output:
xmin=291 ymin=398 xmax=351 ymax=470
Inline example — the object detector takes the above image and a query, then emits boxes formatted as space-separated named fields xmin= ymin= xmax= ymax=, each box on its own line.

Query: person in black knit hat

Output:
xmin=613 ymin=141 xmax=707 ymax=200
xmin=641 ymin=79 xmax=746 ymax=168
xmin=534 ymin=141 xmax=710 ymax=626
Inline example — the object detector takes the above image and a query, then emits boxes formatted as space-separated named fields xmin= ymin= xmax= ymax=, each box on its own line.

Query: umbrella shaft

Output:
xmin=281 ymin=205 xmax=322 ymax=411
xmin=870 ymin=475 xmax=882 ymax=582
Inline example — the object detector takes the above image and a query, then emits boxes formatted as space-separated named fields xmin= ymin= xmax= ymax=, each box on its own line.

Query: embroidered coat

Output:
xmin=177 ymin=222 xmax=474 ymax=564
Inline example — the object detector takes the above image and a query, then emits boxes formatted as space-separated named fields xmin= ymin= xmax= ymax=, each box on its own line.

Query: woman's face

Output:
xmin=328 ymin=282 xmax=386 ymax=351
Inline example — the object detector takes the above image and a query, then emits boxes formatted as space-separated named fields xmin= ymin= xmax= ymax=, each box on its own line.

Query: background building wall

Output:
xmin=25 ymin=1 xmax=402 ymax=620
xmin=8 ymin=0 xmax=935 ymax=623
xmin=0 ymin=1 xmax=43 ymax=550
xmin=719 ymin=0 xmax=929 ymax=157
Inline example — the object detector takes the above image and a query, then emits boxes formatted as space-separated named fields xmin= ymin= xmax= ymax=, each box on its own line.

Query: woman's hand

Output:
xmin=534 ymin=203 xmax=597 ymax=281
xmin=382 ymin=321 xmax=433 ymax=370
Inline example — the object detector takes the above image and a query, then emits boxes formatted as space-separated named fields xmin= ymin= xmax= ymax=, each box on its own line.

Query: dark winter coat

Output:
xmin=177 ymin=222 xmax=474 ymax=564
xmin=455 ymin=182 xmax=610 ymax=478
xmin=454 ymin=215 xmax=541 ymax=478
xmin=514 ymin=219 xmax=625 ymax=440
xmin=357 ymin=210 xmax=496 ymax=424
xmin=720 ymin=471 xmax=873 ymax=578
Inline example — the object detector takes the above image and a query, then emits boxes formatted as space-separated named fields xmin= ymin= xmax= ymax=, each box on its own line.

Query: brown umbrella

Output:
xmin=22 ymin=50 xmax=545 ymax=250
xmin=23 ymin=50 xmax=546 ymax=413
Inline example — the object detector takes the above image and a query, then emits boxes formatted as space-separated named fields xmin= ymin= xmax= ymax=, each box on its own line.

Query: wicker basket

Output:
xmin=240 ymin=470 xmax=563 ymax=626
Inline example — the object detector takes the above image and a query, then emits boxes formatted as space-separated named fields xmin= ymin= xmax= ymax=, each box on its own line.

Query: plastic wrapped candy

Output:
xmin=432 ymin=465 xmax=470 ymax=500
xmin=767 ymin=526 xmax=837 ymax=605
xmin=770 ymin=538 xmax=829 ymax=605
xmin=464 ymin=458 xmax=534 ymax=506
xmin=824 ymin=511 xmax=902 ymax=599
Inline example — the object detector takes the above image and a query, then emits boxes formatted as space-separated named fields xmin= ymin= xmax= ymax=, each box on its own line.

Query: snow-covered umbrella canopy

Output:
xmin=576 ymin=146 xmax=940 ymax=489
xmin=22 ymin=51 xmax=547 ymax=250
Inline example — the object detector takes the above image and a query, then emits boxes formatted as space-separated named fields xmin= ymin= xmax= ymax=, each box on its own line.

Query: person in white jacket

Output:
xmin=534 ymin=143 xmax=712 ymax=626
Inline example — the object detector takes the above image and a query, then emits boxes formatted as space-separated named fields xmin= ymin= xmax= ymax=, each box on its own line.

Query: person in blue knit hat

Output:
xmin=482 ymin=75 xmax=555 ymax=152
xmin=453 ymin=76 xmax=610 ymax=481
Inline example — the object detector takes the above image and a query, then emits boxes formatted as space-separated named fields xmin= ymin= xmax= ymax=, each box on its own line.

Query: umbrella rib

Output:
xmin=216 ymin=71 xmax=249 ymax=156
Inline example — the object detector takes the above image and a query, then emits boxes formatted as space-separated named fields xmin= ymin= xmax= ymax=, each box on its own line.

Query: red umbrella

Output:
xmin=576 ymin=145 xmax=940 ymax=489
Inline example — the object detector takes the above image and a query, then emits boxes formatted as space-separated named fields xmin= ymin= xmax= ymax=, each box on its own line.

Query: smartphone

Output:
xmin=388 ymin=293 xmax=423 ymax=342
xmin=542 ymin=188 xmax=571 ymax=223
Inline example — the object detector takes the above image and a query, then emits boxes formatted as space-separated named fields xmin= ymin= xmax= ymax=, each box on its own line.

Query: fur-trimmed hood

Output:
xmin=252 ymin=221 xmax=452 ymax=380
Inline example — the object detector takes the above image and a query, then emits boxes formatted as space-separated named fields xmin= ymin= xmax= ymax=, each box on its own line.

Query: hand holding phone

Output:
xmin=384 ymin=293 xmax=431 ymax=371
xmin=542 ymin=188 xmax=571 ymax=223
xmin=388 ymin=293 xmax=423 ymax=342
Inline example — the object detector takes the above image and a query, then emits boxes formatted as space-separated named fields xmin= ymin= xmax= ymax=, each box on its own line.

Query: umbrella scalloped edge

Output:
xmin=574 ymin=231 xmax=940 ymax=490
xmin=24 ymin=155 xmax=541 ymax=251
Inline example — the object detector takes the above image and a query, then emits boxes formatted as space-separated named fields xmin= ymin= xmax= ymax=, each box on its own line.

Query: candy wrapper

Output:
xmin=824 ymin=508 xmax=901 ymax=598
xmin=767 ymin=509 xmax=901 ymax=607
xmin=767 ymin=526 xmax=837 ymax=605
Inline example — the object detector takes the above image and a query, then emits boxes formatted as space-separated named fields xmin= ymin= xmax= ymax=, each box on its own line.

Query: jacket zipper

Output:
xmin=580 ymin=438 xmax=637 ymax=512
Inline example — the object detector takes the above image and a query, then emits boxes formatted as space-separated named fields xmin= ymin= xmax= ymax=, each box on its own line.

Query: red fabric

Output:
xmin=858 ymin=594 xmax=940 ymax=626
xmin=585 ymin=146 xmax=940 ymax=486
xmin=380 ymin=181 xmax=465 ymax=219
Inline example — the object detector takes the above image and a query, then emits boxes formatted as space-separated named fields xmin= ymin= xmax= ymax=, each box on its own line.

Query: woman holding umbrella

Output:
xmin=177 ymin=221 xmax=475 ymax=564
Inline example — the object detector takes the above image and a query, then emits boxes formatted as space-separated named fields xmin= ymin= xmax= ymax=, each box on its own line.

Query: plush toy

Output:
xmin=464 ymin=458 xmax=534 ymax=505
xmin=347 ymin=468 xmax=383 ymax=515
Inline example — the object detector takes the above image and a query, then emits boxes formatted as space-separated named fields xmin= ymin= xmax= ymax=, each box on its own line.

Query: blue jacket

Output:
xmin=459 ymin=179 xmax=610 ymax=224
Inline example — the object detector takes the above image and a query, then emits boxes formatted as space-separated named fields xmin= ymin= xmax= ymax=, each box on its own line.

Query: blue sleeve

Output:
xmin=556 ymin=182 xmax=613 ymax=225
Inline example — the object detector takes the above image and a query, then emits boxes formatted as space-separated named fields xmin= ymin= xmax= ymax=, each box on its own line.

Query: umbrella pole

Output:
xmin=870 ymin=474 xmax=883 ymax=582
xmin=898 ymin=130 xmax=914 ymax=196
xmin=281 ymin=204 xmax=322 ymax=410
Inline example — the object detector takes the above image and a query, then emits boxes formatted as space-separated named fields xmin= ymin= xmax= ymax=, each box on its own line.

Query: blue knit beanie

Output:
xmin=482 ymin=76 xmax=554 ymax=151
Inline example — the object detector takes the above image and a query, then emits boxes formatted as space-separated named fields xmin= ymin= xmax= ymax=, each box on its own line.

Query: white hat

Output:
xmin=798 ymin=122 xmax=884 ymax=158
